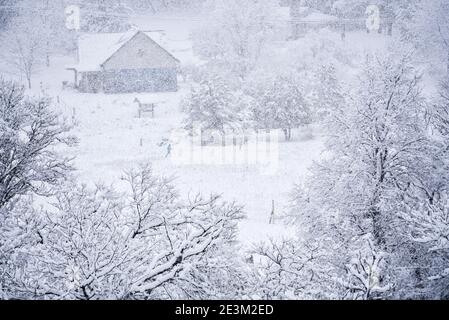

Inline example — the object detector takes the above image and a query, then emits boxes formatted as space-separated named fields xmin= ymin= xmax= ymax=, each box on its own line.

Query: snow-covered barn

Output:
xmin=67 ymin=30 xmax=180 ymax=94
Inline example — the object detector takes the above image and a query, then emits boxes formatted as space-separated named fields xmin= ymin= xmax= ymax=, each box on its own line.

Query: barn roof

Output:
xmin=70 ymin=30 xmax=179 ymax=72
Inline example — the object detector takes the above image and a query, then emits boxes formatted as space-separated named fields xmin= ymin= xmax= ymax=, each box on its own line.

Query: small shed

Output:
xmin=67 ymin=30 xmax=180 ymax=94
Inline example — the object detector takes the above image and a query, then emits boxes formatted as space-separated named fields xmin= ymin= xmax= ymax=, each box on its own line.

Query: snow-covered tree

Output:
xmin=192 ymin=0 xmax=280 ymax=80
xmin=0 ymin=79 xmax=75 ymax=208
xmin=402 ymin=200 xmax=449 ymax=283
xmin=161 ymin=244 xmax=250 ymax=299
xmin=309 ymin=53 xmax=429 ymax=249
xmin=402 ymin=0 xmax=449 ymax=76
xmin=2 ymin=0 xmax=76 ymax=72
xmin=7 ymin=164 xmax=245 ymax=299
xmin=0 ymin=197 xmax=45 ymax=299
xmin=183 ymin=76 xmax=250 ymax=140
xmin=0 ymin=0 xmax=18 ymax=30
xmin=332 ymin=0 xmax=370 ymax=19
xmin=340 ymin=237 xmax=392 ymax=300
xmin=78 ymin=0 xmax=133 ymax=33
xmin=252 ymin=238 xmax=329 ymax=299
xmin=2 ymin=18 xmax=45 ymax=89
xmin=309 ymin=64 xmax=345 ymax=122
xmin=248 ymin=72 xmax=311 ymax=141
xmin=265 ymin=52 xmax=438 ymax=299
xmin=0 ymin=79 xmax=75 ymax=298
xmin=20 ymin=0 xmax=72 ymax=66
xmin=395 ymin=79 xmax=449 ymax=298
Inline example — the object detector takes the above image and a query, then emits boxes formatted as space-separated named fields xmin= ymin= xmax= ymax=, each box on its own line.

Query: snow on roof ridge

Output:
xmin=69 ymin=29 xmax=171 ymax=72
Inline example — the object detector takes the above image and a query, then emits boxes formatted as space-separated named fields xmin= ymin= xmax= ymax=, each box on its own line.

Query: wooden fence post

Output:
xmin=269 ymin=200 xmax=275 ymax=225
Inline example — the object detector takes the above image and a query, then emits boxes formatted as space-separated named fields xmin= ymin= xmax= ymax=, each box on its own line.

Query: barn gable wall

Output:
xmin=78 ymin=69 xmax=178 ymax=94
xmin=102 ymin=69 xmax=177 ymax=94
xmin=102 ymin=32 xmax=178 ymax=70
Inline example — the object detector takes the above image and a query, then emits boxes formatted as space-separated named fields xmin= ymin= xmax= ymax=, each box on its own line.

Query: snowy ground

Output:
xmin=35 ymin=60 xmax=324 ymax=245
xmin=5 ymin=14 xmax=394 ymax=247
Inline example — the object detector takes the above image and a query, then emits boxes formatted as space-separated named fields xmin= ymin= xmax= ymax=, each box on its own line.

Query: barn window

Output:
xmin=138 ymin=49 xmax=145 ymax=57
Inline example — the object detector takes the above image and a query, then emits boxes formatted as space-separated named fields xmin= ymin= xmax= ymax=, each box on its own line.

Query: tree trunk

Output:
xmin=371 ymin=148 xmax=387 ymax=248
xmin=387 ymin=23 xmax=393 ymax=36
xmin=283 ymin=129 xmax=289 ymax=141
xmin=371 ymin=207 xmax=385 ymax=248
xmin=341 ymin=22 xmax=346 ymax=41
xmin=269 ymin=200 xmax=275 ymax=224
xmin=46 ymin=42 xmax=50 ymax=68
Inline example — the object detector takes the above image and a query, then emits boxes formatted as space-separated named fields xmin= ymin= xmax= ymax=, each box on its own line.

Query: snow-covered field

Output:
xmin=32 ymin=58 xmax=323 ymax=246
xmin=16 ymin=14 xmax=394 ymax=247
